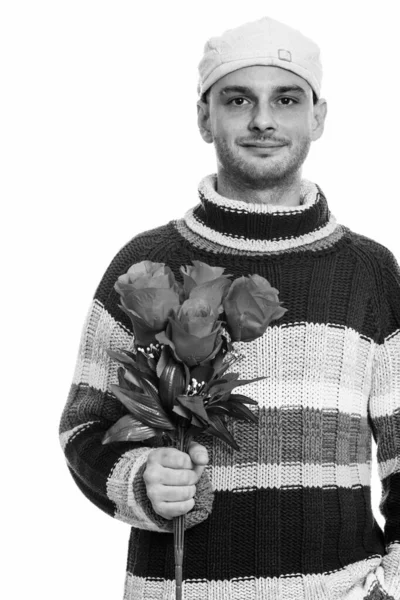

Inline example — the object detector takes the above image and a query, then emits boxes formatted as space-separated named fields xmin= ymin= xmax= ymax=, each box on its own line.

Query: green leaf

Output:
xmin=110 ymin=384 xmax=159 ymax=412
xmin=108 ymin=348 xmax=158 ymax=389
xmin=226 ymin=402 xmax=258 ymax=423
xmin=135 ymin=349 xmax=158 ymax=377
xmin=206 ymin=377 xmax=228 ymax=391
xmin=206 ymin=405 xmax=231 ymax=416
xmin=176 ymin=395 xmax=211 ymax=424
xmin=110 ymin=384 xmax=174 ymax=430
xmin=191 ymin=414 xmax=206 ymax=428
xmin=123 ymin=369 xmax=143 ymax=390
xmin=107 ymin=348 xmax=137 ymax=368
xmin=209 ymin=356 xmax=239 ymax=383
xmin=207 ymin=380 xmax=236 ymax=395
xmin=102 ymin=415 xmax=157 ymax=444
xmin=207 ymin=390 xmax=232 ymax=406
xmin=234 ymin=375 xmax=268 ymax=386
xmin=229 ymin=393 xmax=258 ymax=405
xmin=156 ymin=345 xmax=170 ymax=378
xmin=117 ymin=367 xmax=134 ymax=392
xmin=210 ymin=375 xmax=266 ymax=396
xmin=205 ymin=371 xmax=240 ymax=394
xmin=158 ymin=357 xmax=187 ymax=410
xmin=209 ymin=374 xmax=237 ymax=387
xmin=205 ymin=414 xmax=240 ymax=451
xmin=222 ymin=373 xmax=241 ymax=381
xmin=139 ymin=377 xmax=166 ymax=411
xmin=126 ymin=365 xmax=158 ymax=391
xmin=182 ymin=361 xmax=191 ymax=389
xmin=172 ymin=404 xmax=191 ymax=420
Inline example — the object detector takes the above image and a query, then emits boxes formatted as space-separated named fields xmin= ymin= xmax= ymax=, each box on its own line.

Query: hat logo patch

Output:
xmin=278 ymin=49 xmax=292 ymax=62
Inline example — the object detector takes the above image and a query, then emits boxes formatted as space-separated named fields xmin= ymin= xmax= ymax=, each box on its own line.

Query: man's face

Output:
xmin=197 ymin=65 xmax=327 ymax=189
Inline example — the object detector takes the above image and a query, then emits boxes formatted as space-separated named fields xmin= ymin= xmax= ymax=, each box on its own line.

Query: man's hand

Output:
xmin=143 ymin=441 xmax=209 ymax=520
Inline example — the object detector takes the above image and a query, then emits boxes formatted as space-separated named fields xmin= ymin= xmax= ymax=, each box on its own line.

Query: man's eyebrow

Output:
xmin=219 ymin=85 xmax=307 ymax=97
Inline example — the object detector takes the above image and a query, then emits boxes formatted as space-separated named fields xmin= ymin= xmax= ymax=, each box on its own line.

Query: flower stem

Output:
xmin=174 ymin=422 xmax=187 ymax=600
xmin=174 ymin=514 xmax=184 ymax=600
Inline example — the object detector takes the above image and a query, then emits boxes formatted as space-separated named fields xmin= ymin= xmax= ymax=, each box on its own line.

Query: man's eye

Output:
xmin=278 ymin=97 xmax=298 ymax=106
xmin=228 ymin=97 xmax=249 ymax=106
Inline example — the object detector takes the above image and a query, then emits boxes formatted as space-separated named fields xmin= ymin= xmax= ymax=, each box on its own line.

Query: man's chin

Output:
xmin=231 ymin=170 xmax=289 ymax=188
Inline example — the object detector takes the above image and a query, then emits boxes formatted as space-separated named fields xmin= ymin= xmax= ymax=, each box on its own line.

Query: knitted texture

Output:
xmin=59 ymin=174 xmax=400 ymax=599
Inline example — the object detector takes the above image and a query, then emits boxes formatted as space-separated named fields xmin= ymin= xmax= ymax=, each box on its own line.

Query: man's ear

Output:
xmin=197 ymin=99 xmax=213 ymax=144
xmin=311 ymin=98 xmax=328 ymax=142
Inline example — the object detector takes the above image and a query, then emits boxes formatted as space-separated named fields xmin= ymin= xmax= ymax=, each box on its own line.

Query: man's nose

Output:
xmin=249 ymin=103 xmax=278 ymax=131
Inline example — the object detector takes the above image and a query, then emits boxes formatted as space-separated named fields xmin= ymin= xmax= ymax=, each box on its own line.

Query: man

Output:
xmin=59 ymin=16 xmax=400 ymax=599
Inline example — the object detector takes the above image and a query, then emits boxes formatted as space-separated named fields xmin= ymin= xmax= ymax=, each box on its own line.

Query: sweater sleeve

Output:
xmin=59 ymin=237 xmax=214 ymax=533
xmin=364 ymin=246 xmax=400 ymax=599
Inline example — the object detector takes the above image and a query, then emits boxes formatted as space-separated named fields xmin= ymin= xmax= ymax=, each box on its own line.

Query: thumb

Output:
xmin=189 ymin=441 xmax=209 ymax=481
xmin=188 ymin=441 xmax=209 ymax=473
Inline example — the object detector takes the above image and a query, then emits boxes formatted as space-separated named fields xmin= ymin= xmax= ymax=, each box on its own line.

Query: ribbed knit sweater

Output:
xmin=59 ymin=174 xmax=400 ymax=600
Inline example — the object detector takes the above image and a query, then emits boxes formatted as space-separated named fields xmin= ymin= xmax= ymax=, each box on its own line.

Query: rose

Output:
xmin=180 ymin=261 xmax=232 ymax=313
xmin=180 ymin=260 xmax=229 ymax=292
xmin=115 ymin=260 xmax=182 ymax=347
xmin=223 ymin=274 xmax=287 ymax=342
xmin=156 ymin=297 xmax=223 ymax=367
xmin=115 ymin=260 xmax=180 ymax=294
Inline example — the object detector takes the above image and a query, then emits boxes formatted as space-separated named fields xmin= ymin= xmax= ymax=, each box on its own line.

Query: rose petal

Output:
xmin=182 ymin=261 xmax=227 ymax=285
xmin=178 ymin=297 xmax=212 ymax=320
xmin=249 ymin=273 xmax=279 ymax=295
xmin=189 ymin=276 xmax=232 ymax=313
xmin=180 ymin=270 xmax=198 ymax=298
xmin=128 ymin=274 xmax=172 ymax=290
xmin=170 ymin=317 xmax=222 ymax=366
xmin=127 ymin=261 xmax=165 ymax=278
xmin=177 ymin=298 xmax=218 ymax=337
xmin=187 ymin=316 xmax=216 ymax=337
xmin=122 ymin=288 xmax=180 ymax=328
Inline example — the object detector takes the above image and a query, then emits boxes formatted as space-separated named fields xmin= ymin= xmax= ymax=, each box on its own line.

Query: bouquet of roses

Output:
xmin=102 ymin=260 xmax=287 ymax=600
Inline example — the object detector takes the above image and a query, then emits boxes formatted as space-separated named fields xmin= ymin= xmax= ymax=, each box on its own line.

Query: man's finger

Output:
xmin=156 ymin=499 xmax=195 ymax=520
xmin=193 ymin=463 xmax=207 ymax=480
xmin=148 ymin=447 xmax=193 ymax=469
xmin=158 ymin=467 xmax=198 ymax=486
xmin=159 ymin=484 xmax=197 ymax=502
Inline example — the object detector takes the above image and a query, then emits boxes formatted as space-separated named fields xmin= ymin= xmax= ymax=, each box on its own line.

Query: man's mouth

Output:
xmin=242 ymin=142 xmax=286 ymax=148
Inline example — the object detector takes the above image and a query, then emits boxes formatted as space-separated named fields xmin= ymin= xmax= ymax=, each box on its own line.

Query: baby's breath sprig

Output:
xmin=222 ymin=349 xmax=245 ymax=368
xmin=186 ymin=378 xmax=207 ymax=396
xmin=137 ymin=342 xmax=162 ymax=361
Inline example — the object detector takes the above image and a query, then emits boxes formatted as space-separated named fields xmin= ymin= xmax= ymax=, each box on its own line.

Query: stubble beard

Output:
xmin=213 ymin=135 xmax=312 ymax=191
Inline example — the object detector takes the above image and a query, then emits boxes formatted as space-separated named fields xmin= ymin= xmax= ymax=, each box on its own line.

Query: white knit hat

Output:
xmin=197 ymin=16 xmax=323 ymax=99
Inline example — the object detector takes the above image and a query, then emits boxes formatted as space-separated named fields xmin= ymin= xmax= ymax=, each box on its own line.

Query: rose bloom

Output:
xmin=180 ymin=261 xmax=232 ymax=313
xmin=224 ymin=273 xmax=287 ymax=342
xmin=168 ymin=297 xmax=223 ymax=367
xmin=115 ymin=261 xmax=181 ymax=346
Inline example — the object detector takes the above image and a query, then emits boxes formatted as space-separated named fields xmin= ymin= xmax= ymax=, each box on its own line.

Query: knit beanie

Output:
xmin=197 ymin=16 xmax=323 ymax=100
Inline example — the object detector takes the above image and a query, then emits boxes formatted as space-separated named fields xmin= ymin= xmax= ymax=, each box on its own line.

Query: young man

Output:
xmin=59 ymin=16 xmax=400 ymax=600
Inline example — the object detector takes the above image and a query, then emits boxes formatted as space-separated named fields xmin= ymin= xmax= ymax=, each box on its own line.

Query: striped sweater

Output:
xmin=59 ymin=174 xmax=400 ymax=600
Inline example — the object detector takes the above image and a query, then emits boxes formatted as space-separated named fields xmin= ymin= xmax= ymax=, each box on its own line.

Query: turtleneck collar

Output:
xmin=183 ymin=173 xmax=339 ymax=252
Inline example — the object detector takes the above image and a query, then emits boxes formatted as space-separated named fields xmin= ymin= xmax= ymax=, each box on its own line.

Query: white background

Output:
xmin=1 ymin=0 xmax=399 ymax=598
